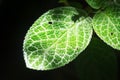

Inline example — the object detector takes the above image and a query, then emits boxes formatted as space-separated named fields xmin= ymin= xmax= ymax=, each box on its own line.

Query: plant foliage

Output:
xmin=23 ymin=0 xmax=120 ymax=70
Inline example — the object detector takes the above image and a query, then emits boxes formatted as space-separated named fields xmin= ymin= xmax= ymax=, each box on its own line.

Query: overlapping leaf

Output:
xmin=23 ymin=7 xmax=93 ymax=70
xmin=93 ymin=5 xmax=120 ymax=50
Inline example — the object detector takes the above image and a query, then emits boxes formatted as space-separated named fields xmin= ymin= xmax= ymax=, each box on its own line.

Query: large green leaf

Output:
xmin=23 ymin=7 xmax=93 ymax=70
xmin=75 ymin=38 xmax=118 ymax=80
xmin=85 ymin=0 xmax=106 ymax=9
xmin=93 ymin=5 xmax=120 ymax=50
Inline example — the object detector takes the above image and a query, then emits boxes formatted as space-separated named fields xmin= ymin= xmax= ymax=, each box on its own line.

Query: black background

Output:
xmin=1 ymin=0 xmax=120 ymax=80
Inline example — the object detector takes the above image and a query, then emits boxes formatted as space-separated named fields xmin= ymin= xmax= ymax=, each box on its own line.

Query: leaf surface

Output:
xmin=93 ymin=6 xmax=120 ymax=50
xmin=23 ymin=7 xmax=93 ymax=70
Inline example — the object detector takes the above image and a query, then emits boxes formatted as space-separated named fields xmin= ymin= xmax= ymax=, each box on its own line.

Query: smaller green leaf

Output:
xmin=93 ymin=5 xmax=120 ymax=50
xmin=85 ymin=0 xmax=106 ymax=9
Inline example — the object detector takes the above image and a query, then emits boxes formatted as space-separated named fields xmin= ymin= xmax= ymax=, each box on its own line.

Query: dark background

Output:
xmin=1 ymin=0 xmax=120 ymax=80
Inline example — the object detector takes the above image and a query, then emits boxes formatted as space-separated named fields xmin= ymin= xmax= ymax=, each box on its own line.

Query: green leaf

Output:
xmin=93 ymin=5 xmax=120 ymax=50
xmin=85 ymin=0 xmax=106 ymax=9
xmin=23 ymin=7 xmax=93 ymax=70
xmin=75 ymin=38 xmax=118 ymax=80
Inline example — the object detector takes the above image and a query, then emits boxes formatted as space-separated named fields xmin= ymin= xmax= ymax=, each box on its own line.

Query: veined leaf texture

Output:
xmin=23 ymin=7 xmax=93 ymax=70
xmin=93 ymin=5 xmax=120 ymax=50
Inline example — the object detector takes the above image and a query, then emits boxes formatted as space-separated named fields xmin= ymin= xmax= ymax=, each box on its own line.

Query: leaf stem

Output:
xmin=59 ymin=0 xmax=70 ymax=6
